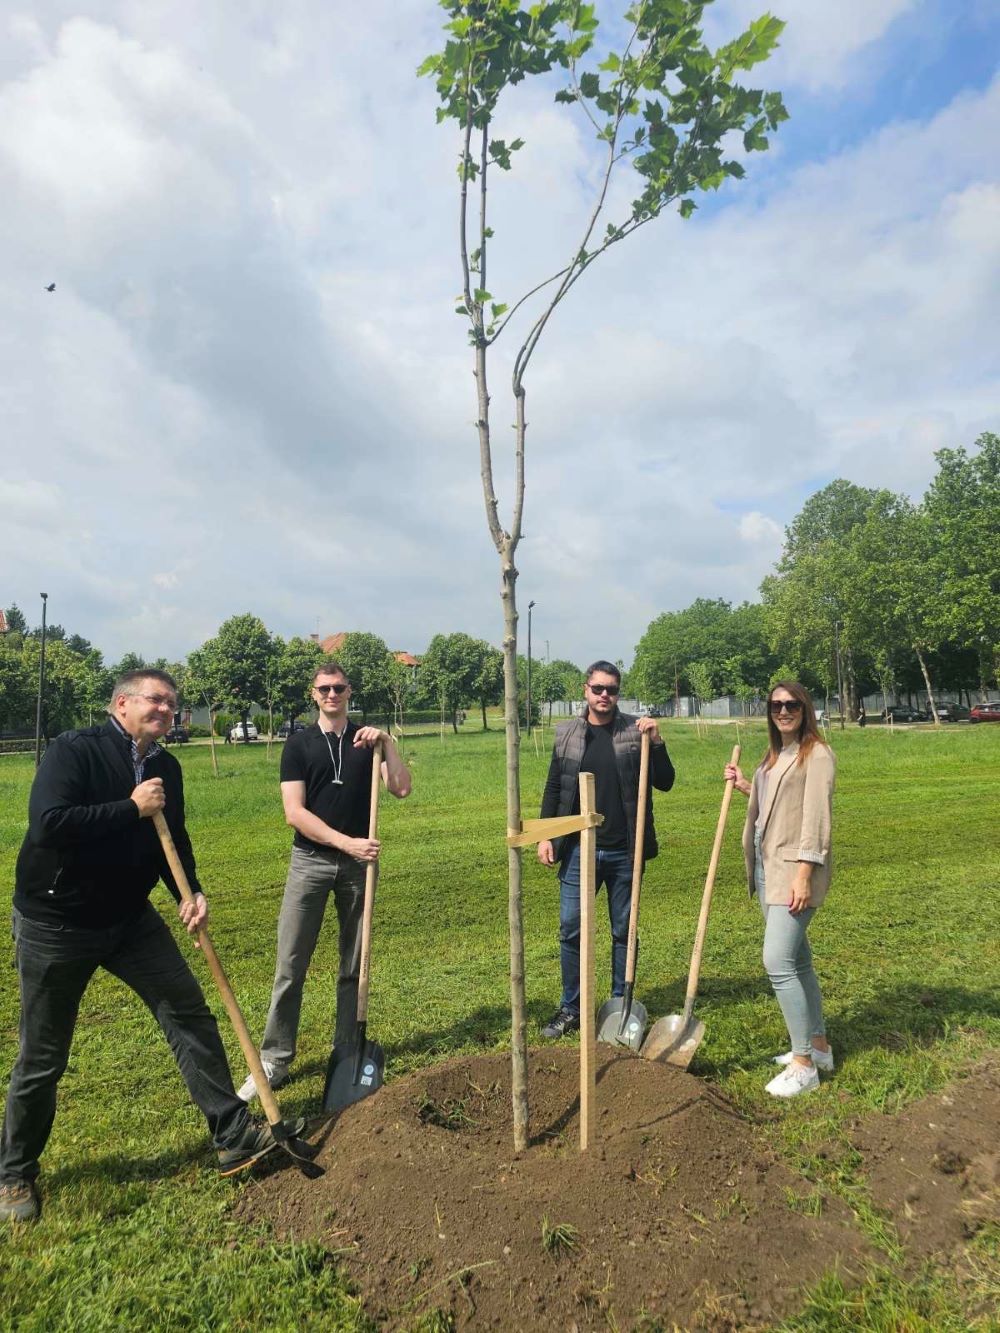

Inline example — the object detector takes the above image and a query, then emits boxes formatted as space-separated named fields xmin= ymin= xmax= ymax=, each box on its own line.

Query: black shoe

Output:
xmin=0 ymin=1180 xmax=41 ymax=1223
xmin=217 ymin=1121 xmax=278 ymax=1177
xmin=541 ymin=1007 xmax=580 ymax=1039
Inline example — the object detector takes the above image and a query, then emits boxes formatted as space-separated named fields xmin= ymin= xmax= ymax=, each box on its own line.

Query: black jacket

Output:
xmin=14 ymin=720 xmax=202 ymax=928
xmin=540 ymin=710 xmax=675 ymax=864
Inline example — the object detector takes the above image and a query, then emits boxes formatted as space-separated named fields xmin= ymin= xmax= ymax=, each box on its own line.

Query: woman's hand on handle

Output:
xmin=724 ymin=763 xmax=752 ymax=797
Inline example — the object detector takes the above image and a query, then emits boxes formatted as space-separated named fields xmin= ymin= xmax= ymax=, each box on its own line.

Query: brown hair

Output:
xmin=762 ymin=680 xmax=826 ymax=770
xmin=312 ymin=659 xmax=348 ymax=684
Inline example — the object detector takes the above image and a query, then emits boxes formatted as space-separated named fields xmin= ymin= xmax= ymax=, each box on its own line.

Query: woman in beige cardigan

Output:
xmin=725 ymin=681 xmax=836 ymax=1098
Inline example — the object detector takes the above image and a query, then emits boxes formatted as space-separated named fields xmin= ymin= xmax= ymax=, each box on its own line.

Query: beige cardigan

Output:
xmin=742 ymin=741 xmax=836 ymax=907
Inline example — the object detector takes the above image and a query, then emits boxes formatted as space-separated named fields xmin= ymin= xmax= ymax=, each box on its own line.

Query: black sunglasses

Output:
xmin=315 ymin=683 xmax=349 ymax=696
xmin=770 ymin=699 xmax=803 ymax=715
xmin=588 ymin=683 xmax=620 ymax=696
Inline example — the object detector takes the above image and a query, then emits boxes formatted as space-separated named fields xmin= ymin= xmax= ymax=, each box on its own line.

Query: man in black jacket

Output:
xmin=536 ymin=660 xmax=675 ymax=1038
xmin=0 ymin=670 xmax=275 ymax=1224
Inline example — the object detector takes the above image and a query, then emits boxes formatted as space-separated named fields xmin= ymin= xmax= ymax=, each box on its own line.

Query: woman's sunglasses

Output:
xmin=770 ymin=699 xmax=803 ymax=715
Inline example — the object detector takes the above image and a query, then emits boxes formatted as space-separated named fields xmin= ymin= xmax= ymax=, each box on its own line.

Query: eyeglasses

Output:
xmin=770 ymin=699 xmax=803 ymax=715
xmin=315 ymin=683 xmax=349 ymax=696
xmin=130 ymin=693 xmax=177 ymax=711
xmin=588 ymin=683 xmax=620 ymax=696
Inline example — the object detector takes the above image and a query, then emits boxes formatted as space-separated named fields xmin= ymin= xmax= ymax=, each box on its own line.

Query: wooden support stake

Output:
xmin=578 ymin=771 xmax=597 ymax=1152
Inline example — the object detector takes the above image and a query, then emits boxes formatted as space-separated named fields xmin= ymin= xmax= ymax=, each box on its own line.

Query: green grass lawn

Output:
xmin=1 ymin=721 xmax=998 ymax=1329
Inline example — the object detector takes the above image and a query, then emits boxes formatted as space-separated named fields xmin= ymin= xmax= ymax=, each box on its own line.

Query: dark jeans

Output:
xmin=0 ymin=906 xmax=251 ymax=1184
xmin=558 ymin=843 xmax=634 ymax=1015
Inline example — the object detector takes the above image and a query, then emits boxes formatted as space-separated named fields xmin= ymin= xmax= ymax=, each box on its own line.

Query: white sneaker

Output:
xmin=765 ymin=1061 xmax=820 ymax=1098
xmin=236 ymin=1059 xmax=289 ymax=1103
xmin=774 ymin=1045 xmax=834 ymax=1072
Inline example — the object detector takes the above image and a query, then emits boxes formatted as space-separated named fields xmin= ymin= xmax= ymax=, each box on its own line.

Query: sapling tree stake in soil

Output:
xmin=421 ymin=0 xmax=787 ymax=1149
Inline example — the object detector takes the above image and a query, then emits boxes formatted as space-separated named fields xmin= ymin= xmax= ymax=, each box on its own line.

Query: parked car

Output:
xmin=928 ymin=703 xmax=970 ymax=722
xmin=277 ymin=719 xmax=307 ymax=739
xmin=164 ymin=724 xmax=189 ymax=744
xmin=229 ymin=722 xmax=259 ymax=742
xmin=969 ymin=702 xmax=1000 ymax=724
xmin=880 ymin=705 xmax=927 ymax=724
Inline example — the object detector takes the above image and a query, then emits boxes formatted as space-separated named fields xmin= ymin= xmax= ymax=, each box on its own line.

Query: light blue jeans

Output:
xmin=754 ymin=830 xmax=826 ymax=1057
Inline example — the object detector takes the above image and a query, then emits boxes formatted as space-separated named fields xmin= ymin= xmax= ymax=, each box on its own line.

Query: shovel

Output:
xmin=596 ymin=729 xmax=651 ymax=1052
xmin=323 ymin=740 xmax=386 ymax=1112
xmin=153 ymin=812 xmax=322 ymax=1177
xmin=641 ymin=743 xmax=740 ymax=1068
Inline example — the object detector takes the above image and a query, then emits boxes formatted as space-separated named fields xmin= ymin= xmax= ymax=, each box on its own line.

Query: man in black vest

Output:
xmin=537 ymin=660 xmax=675 ymax=1038
xmin=1 ymin=670 xmax=277 ymax=1225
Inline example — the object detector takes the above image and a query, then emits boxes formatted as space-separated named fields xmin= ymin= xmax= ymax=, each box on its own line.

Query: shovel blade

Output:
xmin=322 ymin=1038 xmax=385 ymax=1113
xmin=596 ymin=997 xmax=648 ymax=1052
xmin=640 ymin=1014 xmax=705 ymax=1068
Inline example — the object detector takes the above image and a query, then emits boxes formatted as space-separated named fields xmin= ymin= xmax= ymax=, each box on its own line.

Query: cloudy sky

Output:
xmin=2 ymin=1 xmax=998 ymax=669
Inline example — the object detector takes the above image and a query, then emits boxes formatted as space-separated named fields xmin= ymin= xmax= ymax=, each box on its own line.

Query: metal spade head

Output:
xmin=322 ymin=1039 xmax=385 ymax=1113
xmin=640 ymin=1014 xmax=705 ymax=1068
xmin=596 ymin=996 xmax=648 ymax=1052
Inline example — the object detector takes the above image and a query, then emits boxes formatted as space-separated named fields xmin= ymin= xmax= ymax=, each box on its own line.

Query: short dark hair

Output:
xmin=110 ymin=668 xmax=178 ymax=707
xmin=585 ymin=660 xmax=621 ymax=684
xmin=313 ymin=659 xmax=349 ymax=685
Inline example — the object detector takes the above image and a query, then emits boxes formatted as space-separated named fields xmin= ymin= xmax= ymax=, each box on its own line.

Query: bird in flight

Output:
xmin=45 ymin=283 xmax=56 ymax=292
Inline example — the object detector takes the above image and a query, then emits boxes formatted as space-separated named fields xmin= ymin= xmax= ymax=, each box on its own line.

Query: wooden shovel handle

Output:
xmin=356 ymin=740 xmax=383 ymax=1024
xmin=681 ymin=744 xmax=741 ymax=1025
xmin=152 ymin=811 xmax=284 ymax=1128
xmin=623 ymin=730 xmax=651 ymax=984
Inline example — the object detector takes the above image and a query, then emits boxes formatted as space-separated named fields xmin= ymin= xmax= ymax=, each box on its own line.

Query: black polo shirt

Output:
xmin=280 ymin=722 xmax=375 ymax=851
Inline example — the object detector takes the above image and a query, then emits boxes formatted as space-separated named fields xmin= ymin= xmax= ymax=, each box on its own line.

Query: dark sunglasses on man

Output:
xmin=315 ymin=683 xmax=349 ymax=696
xmin=588 ymin=683 xmax=620 ymax=696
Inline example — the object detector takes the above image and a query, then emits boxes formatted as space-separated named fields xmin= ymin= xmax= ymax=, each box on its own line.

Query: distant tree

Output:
xmin=4 ymin=604 xmax=28 ymax=637
xmin=272 ymin=636 xmax=325 ymax=724
xmin=422 ymin=632 xmax=490 ymax=732
xmin=923 ymin=432 xmax=1000 ymax=697
xmin=337 ymin=632 xmax=394 ymax=723
xmin=110 ymin=652 xmax=147 ymax=677
xmin=207 ymin=614 xmax=277 ymax=739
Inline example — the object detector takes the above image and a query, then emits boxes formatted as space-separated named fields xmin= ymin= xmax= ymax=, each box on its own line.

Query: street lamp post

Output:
xmin=34 ymin=592 xmax=49 ymax=768
xmin=526 ymin=600 xmax=536 ymax=733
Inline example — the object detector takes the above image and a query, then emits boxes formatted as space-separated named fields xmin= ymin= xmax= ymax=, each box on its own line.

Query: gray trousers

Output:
xmin=260 ymin=846 xmax=369 ymax=1063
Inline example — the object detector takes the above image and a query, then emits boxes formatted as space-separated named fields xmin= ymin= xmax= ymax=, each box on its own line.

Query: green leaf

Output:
xmin=679 ymin=199 xmax=696 ymax=219
xmin=473 ymin=289 xmax=492 ymax=304
xmin=490 ymin=302 xmax=509 ymax=318
xmin=578 ymin=71 xmax=600 ymax=99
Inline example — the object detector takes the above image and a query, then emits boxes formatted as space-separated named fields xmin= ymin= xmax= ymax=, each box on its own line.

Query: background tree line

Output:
xmin=0 ymin=607 xmax=584 ymax=738
xmin=630 ymin=433 xmax=999 ymax=718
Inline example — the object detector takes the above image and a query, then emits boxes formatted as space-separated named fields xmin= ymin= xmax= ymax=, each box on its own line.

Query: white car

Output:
xmin=229 ymin=722 xmax=259 ymax=742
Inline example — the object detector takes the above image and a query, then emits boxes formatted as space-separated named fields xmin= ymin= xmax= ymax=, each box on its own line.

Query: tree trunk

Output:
xmin=913 ymin=645 xmax=941 ymax=726
xmin=206 ymin=700 xmax=219 ymax=777
xmin=452 ymin=709 xmax=459 ymax=734
xmin=481 ymin=700 xmax=488 ymax=730
xmin=500 ymin=543 xmax=528 ymax=1153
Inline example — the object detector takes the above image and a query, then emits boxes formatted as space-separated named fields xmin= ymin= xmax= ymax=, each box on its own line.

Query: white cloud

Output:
xmin=705 ymin=0 xmax=919 ymax=92
xmin=1 ymin=3 xmax=996 ymax=670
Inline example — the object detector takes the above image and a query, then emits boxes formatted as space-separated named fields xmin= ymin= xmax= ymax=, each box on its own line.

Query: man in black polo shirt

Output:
xmin=0 ymin=670 xmax=277 ymax=1225
xmin=536 ymin=659 xmax=674 ymax=1038
xmin=238 ymin=659 xmax=411 ymax=1100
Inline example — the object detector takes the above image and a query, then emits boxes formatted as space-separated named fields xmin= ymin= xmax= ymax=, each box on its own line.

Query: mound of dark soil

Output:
xmin=238 ymin=1048 xmax=865 ymax=1329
